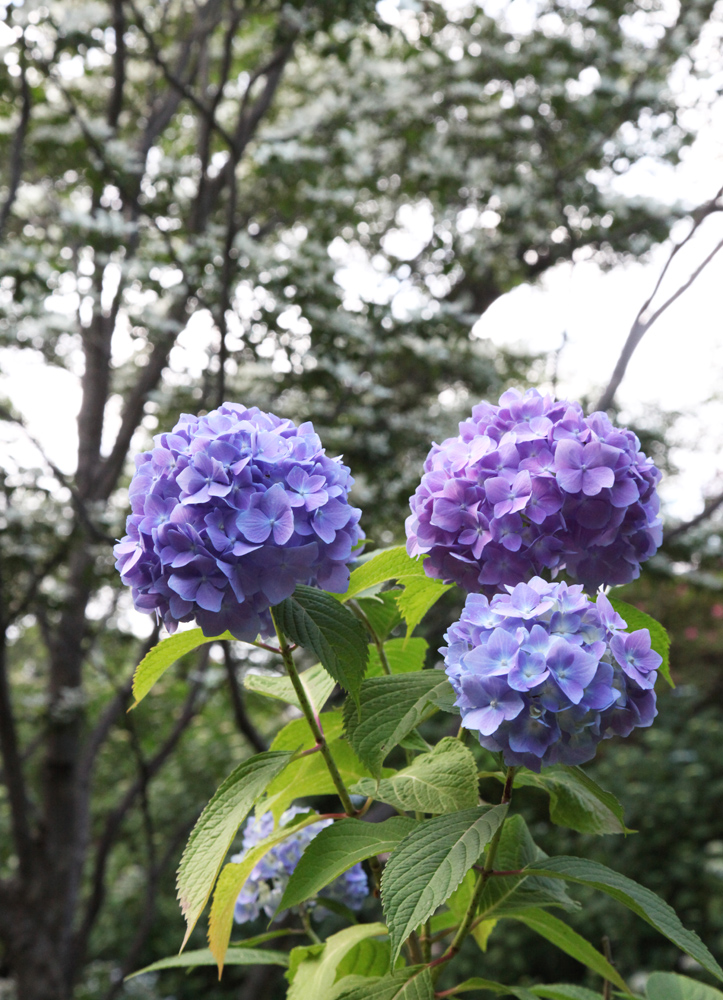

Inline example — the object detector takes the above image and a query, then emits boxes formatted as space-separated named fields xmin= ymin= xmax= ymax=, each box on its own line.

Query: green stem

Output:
xmin=271 ymin=608 xmax=356 ymax=817
xmin=351 ymin=600 xmax=392 ymax=675
xmin=300 ymin=906 xmax=322 ymax=945
xmin=430 ymin=767 xmax=516 ymax=980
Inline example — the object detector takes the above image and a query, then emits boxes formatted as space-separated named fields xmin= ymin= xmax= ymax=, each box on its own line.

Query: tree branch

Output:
xmin=664 ymin=486 xmax=723 ymax=544
xmin=0 ymin=34 xmax=31 ymax=242
xmin=596 ymin=185 xmax=723 ymax=412
xmin=221 ymin=641 xmax=267 ymax=752
xmin=71 ymin=651 xmax=209 ymax=970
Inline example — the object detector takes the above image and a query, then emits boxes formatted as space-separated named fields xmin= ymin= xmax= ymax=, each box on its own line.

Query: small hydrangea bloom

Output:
xmin=406 ymin=388 xmax=662 ymax=593
xmin=114 ymin=404 xmax=363 ymax=641
xmin=231 ymin=808 xmax=369 ymax=924
xmin=441 ymin=579 xmax=662 ymax=771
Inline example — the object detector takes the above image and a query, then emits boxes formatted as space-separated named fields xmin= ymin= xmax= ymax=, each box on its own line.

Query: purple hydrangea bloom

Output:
xmin=231 ymin=807 xmax=369 ymax=924
xmin=406 ymin=388 xmax=662 ymax=594
xmin=114 ymin=404 xmax=363 ymax=641
xmin=441 ymin=579 xmax=662 ymax=771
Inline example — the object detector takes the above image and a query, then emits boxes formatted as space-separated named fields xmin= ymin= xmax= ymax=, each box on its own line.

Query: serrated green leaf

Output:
xmin=176 ymin=751 xmax=293 ymax=949
xmin=394 ymin=574 xmax=453 ymax=638
xmin=275 ymin=586 xmax=369 ymax=701
xmin=512 ymin=766 xmax=632 ymax=835
xmin=382 ymin=804 xmax=508 ymax=967
xmin=244 ymin=662 xmax=336 ymax=714
xmin=510 ymin=909 xmax=632 ymax=993
xmin=131 ymin=628 xmax=233 ymax=707
xmin=356 ymin=593 xmax=403 ymax=641
xmin=341 ymin=547 xmax=428 ymax=603
xmin=280 ymin=816 xmax=417 ymax=910
xmin=367 ymin=637 xmax=428 ymax=677
xmin=262 ymin=712 xmax=378 ymax=822
xmin=608 ymin=597 xmax=673 ymax=687
xmin=646 ymin=974 xmax=723 ymax=1000
xmin=285 ymin=924 xmax=389 ymax=1000
xmin=125 ymin=946 xmax=289 ymax=979
xmin=208 ymin=811 xmax=322 ymax=973
xmin=351 ymin=738 xmax=479 ymax=815
xmin=523 ymin=857 xmax=723 ymax=981
xmin=399 ymin=730 xmax=431 ymax=752
xmin=344 ymin=671 xmax=448 ymax=777
xmin=332 ymin=967 xmax=434 ymax=1000
xmin=425 ymin=676 xmax=458 ymax=714
xmin=529 ymin=985 xmax=603 ymax=1000
xmin=476 ymin=815 xmax=579 ymax=920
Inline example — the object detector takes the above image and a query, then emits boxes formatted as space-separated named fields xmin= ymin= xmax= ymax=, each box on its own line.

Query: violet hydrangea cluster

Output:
xmin=441 ymin=579 xmax=662 ymax=771
xmin=232 ymin=808 xmax=369 ymax=923
xmin=114 ymin=403 xmax=363 ymax=641
xmin=406 ymin=388 xmax=662 ymax=594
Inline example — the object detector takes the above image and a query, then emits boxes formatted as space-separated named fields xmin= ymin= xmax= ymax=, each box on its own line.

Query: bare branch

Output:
xmin=107 ymin=0 xmax=126 ymax=129
xmin=664 ymin=486 xmax=723 ymax=544
xmin=596 ymin=185 xmax=723 ymax=412
xmin=71 ymin=651 xmax=209 ymax=969
xmin=221 ymin=641 xmax=267 ymax=752
xmin=0 ymin=35 xmax=31 ymax=242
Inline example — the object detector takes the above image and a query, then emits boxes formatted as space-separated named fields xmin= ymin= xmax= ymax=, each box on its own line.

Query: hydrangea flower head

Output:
xmin=114 ymin=403 xmax=363 ymax=641
xmin=406 ymin=388 xmax=662 ymax=593
xmin=232 ymin=807 xmax=369 ymax=923
xmin=441 ymin=580 xmax=662 ymax=771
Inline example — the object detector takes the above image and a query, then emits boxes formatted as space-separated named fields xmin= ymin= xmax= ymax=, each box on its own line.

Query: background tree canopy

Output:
xmin=0 ymin=1 xmax=721 ymax=998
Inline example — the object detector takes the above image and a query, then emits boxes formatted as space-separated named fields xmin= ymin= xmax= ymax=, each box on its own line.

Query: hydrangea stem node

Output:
xmin=430 ymin=767 xmax=516 ymax=980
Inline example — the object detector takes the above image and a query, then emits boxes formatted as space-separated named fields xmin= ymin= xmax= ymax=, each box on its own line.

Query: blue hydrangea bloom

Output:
xmin=441 ymin=579 xmax=662 ymax=771
xmin=406 ymin=388 xmax=662 ymax=594
xmin=231 ymin=808 xmax=369 ymax=923
xmin=114 ymin=404 xmax=363 ymax=641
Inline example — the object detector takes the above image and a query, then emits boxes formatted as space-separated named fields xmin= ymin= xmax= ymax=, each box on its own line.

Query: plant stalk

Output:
xmin=430 ymin=767 xmax=516 ymax=979
xmin=271 ymin=609 xmax=357 ymax=817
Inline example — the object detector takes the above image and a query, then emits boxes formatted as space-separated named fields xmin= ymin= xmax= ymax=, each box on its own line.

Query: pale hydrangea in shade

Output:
xmin=406 ymin=388 xmax=662 ymax=594
xmin=114 ymin=404 xmax=363 ymax=641
xmin=441 ymin=578 xmax=662 ymax=771
xmin=232 ymin=808 xmax=369 ymax=924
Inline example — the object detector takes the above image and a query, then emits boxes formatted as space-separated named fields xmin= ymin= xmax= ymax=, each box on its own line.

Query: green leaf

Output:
xmin=125 ymin=946 xmax=289 ymax=979
xmin=275 ymin=585 xmax=369 ymax=702
xmin=367 ymin=637 xmax=428 ymax=677
xmin=176 ymin=751 xmax=293 ymax=948
xmin=262 ymin=712 xmax=378 ymax=822
xmin=476 ymin=815 xmax=579 ymax=921
xmin=510 ymin=909 xmax=632 ymax=993
xmin=394 ymin=574 xmax=453 ymax=639
xmin=208 ymin=812 xmax=323 ymax=972
xmin=382 ymin=804 xmax=508 ymax=967
xmin=442 ymin=978 xmax=538 ymax=1000
xmin=332 ymin=967 xmax=434 ymax=1000
xmin=244 ymin=662 xmax=337 ymax=714
xmin=529 ymin=986 xmax=603 ymax=1000
xmin=646 ymin=974 xmax=723 ymax=1000
xmin=608 ymin=597 xmax=673 ymax=687
xmin=512 ymin=766 xmax=632 ymax=835
xmin=530 ymin=983 xmax=600 ymax=1000
xmin=351 ymin=738 xmax=479 ymax=815
xmin=335 ymin=938 xmax=392 ymax=981
xmin=356 ymin=593 xmax=403 ymax=641
xmin=344 ymin=671 xmax=448 ymax=777
xmin=425 ymin=676 xmax=458 ymax=714
xmin=280 ymin=816 xmax=417 ymax=910
xmin=341 ymin=547 xmax=428 ymax=603
xmin=131 ymin=628 xmax=233 ymax=707
xmin=285 ymin=924 xmax=389 ymax=1000
xmin=523 ymin=856 xmax=723 ymax=981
